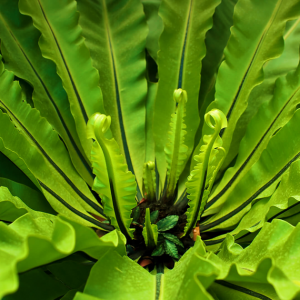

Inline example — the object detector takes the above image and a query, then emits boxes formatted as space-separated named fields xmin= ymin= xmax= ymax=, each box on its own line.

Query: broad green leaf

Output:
xmin=4 ymin=268 xmax=69 ymax=300
xmin=143 ymin=161 xmax=156 ymax=201
xmin=142 ymin=208 xmax=158 ymax=248
xmin=0 ymin=0 xmax=93 ymax=185
xmin=202 ymin=0 xmax=300 ymax=170
xmin=0 ymin=57 xmax=103 ymax=219
xmin=160 ymin=237 xmax=217 ymax=300
xmin=201 ymin=108 xmax=300 ymax=232
xmin=208 ymin=220 xmax=300 ymax=299
xmin=198 ymin=0 xmax=238 ymax=133
xmin=142 ymin=0 xmax=163 ymax=63
xmin=0 ymin=186 xmax=53 ymax=223
xmin=153 ymin=0 xmax=220 ymax=186
xmin=0 ymin=150 xmax=54 ymax=213
xmin=164 ymin=89 xmax=188 ymax=198
xmin=0 ymin=178 xmax=54 ymax=214
xmin=0 ymin=111 xmax=109 ymax=229
xmin=76 ymin=0 xmax=148 ymax=196
xmin=157 ymin=215 xmax=178 ymax=232
xmin=74 ymin=293 xmax=103 ymax=300
xmin=80 ymin=251 xmax=155 ymax=300
xmin=224 ymin=17 xmax=300 ymax=172
xmin=0 ymin=211 xmax=125 ymax=299
xmin=229 ymin=159 xmax=300 ymax=241
xmin=184 ymin=110 xmax=227 ymax=235
xmin=87 ymin=113 xmax=137 ymax=240
xmin=206 ymin=60 xmax=300 ymax=215
xmin=19 ymin=0 xmax=105 ymax=160
xmin=5 ymin=254 xmax=91 ymax=300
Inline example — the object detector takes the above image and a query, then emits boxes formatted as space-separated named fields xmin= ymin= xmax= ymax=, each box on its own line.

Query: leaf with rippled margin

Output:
xmin=76 ymin=0 xmax=148 ymax=198
xmin=87 ymin=113 xmax=137 ymax=240
xmin=184 ymin=110 xmax=227 ymax=236
xmin=153 ymin=0 xmax=220 ymax=191
xmin=199 ymin=0 xmax=300 ymax=173
xmin=0 ymin=0 xmax=93 ymax=186
xmin=205 ymin=58 xmax=300 ymax=216
xmin=201 ymin=108 xmax=300 ymax=233
xmin=19 ymin=0 xmax=105 ymax=160
xmin=164 ymin=89 xmax=188 ymax=199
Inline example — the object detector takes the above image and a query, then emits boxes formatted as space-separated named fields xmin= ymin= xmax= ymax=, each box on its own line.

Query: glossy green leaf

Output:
xmin=0 ymin=209 xmax=125 ymax=299
xmin=87 ymin=113 xmax=137 ymax=239
xmin=0 ymin=0 xmax=93 ymax=185
xmin=153 ymin=0 xmax=220 ymax=186
xmin=230 ymin=158 xmax=300 ymax=241
xmin=142 ymin=208 xmax=158 ymax=248
xmin=201 ymin=99 xmax=300 ymax=233
xmin=202 ymin=0 xmax=300 ymax=169
xmin=157 ymin=215 xmax=178 ymax=232
xmin=76 ymin=0 xmax=148 ymax=195
xmin=164 ymin=89 xmax=188 ymax=198
xmin=184 ymin=109 xmax=227 ymax=235
xmin=79 ymin=251 xmax=156 ymax=300
xmin=19 ymin=0 xmax=105 ymax=160
xmin=0 ymin=109 xmax=108 ymax=229
xmin=208 ymin=220 xmax=300 ymax=299
xmin=160 ymin=237 xmax=218 ymax=300
xmin=142 ymin=0 xmax=163 ymax=62
xmin=0 ymin=56 xmax=103 ymax=219
xmin=225 ymin=17 xmax=300 ymax=173
xmin=197 ymin=0 xmax=238 ymax=135
xmin=206 ymin=59 xmax=300 ymax=215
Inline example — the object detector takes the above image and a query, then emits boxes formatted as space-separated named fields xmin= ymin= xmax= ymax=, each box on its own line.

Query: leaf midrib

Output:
xmin=206 ymin=86 xmax=300 ymax=210
xmin=101 ymin=0 xmax=142 ymax=200
xmin=36 ymin=0 xmax=89 ymax=123
xmin=0 ymin=98 xmax=104 ymax=215
xmin=201 ymin=151 xmax=300 ymax=232
xmin=220 ymin=0 xmax=283 ymax=138
xmin=0 ymin=14 xmax=93 ymax=178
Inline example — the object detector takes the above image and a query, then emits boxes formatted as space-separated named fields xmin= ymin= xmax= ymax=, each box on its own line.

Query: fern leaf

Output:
xmin=184 ymin=109 xmax=227 ymax=235
xmin=87 ymin=113 xmax=137 ymax=240
xmin=164 ymin=89 xmax=189 ymax=198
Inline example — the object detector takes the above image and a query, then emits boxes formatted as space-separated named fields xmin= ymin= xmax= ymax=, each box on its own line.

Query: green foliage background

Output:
xmin=0 ymin=0 xmax=300 ymax=299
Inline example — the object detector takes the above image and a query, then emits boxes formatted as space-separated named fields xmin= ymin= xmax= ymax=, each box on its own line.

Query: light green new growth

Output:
xmin=184 ymin=109 xmax=227 ymax=235
xmin=142 ymin=208 xmax=158 ymax=248
xmin=143 ymin=161 xmax=156 ymax=201
xmin=164 ymin=89 xmax=188 ymax=198
xmin=87 ymin=113 xmax=137 ymax=240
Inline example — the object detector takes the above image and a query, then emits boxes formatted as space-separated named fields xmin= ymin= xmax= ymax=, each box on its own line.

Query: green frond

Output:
xmin=164 ymin=89 xmax=189 ymax=198
xmin=184 ymin=109 xmax=227 ymax=235
xmin=87 ymin=113 xmax=137 ymax=240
